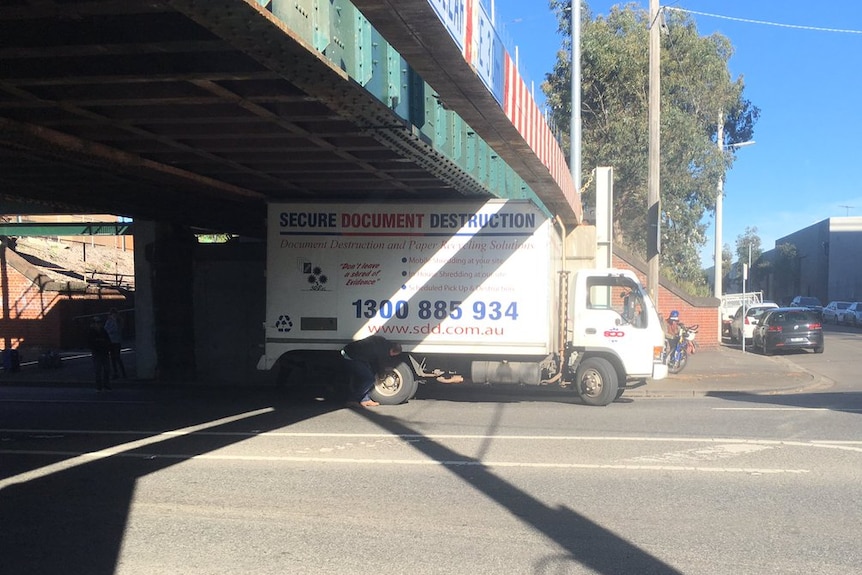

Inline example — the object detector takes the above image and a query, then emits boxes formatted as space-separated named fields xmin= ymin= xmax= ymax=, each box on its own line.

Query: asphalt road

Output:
xmin=1 ymin=329 xmax=860 ymax=575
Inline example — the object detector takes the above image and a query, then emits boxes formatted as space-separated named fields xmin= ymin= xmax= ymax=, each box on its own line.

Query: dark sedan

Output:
xmin=753 ymin=307 xmax=824 ymax=355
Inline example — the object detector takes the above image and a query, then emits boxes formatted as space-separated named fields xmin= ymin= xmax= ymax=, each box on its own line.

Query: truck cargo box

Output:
xmin=260 ymin=200 xmax=560 ymax=369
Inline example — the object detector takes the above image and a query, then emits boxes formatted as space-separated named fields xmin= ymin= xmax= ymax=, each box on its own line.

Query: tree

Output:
xmin=774 ymin=242 xmax=798 ymax=299
xmin=735 ymin=226 xmax=762 ymax=267
xmin=721 ymin=243 xmax=733 ymax=271
xmin=735 ymin=226 xmax=766 ymax=289
xmin=544 ymin=2 xmax=759 ymax=288
xmin=721 ymin=243 xmax=733 ymax=292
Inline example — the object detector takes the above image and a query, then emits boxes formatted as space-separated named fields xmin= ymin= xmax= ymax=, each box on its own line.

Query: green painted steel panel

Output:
xmin=0 ymin=223 xmax=133 ymax=236
xmin=254 ymin=0 xmax=543 ymax=211
xmin=270 ymin=0 xmax=330 ymax=52
xmin=366 ymin=30 xmax=408 ymax=115
xmin=326 ymin=1 xmax=371 ymax=83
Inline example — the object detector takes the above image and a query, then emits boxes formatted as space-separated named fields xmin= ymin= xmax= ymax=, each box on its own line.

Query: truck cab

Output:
xmin=565 ymin=269 xmax=668 ymax=404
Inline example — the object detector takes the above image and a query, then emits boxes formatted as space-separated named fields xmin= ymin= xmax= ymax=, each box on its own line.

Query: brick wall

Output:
xmin=1 ymin=240 xmax=127 ymax=358
xmin=612 ymin=247 xmax=720 ymax=350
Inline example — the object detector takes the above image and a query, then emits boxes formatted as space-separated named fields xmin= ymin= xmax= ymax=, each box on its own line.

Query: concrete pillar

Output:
xmin=133 ymin=221 xmax=157 ymax=379
xmin=138 ymin=222 xmax=197 ymax=382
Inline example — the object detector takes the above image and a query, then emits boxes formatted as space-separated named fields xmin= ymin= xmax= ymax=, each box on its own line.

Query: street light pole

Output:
xmin=647 ymin=0 xmax=661 ymax=304
xmin=714 ymin=133 xmax=755 ymax=299
xmin=714 ymin=118 xmax=724 ymax=299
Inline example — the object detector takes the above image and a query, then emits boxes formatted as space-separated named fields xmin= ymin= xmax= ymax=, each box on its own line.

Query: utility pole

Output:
xmin=571 ymin=0 xmax=581 ymax=194
xmin=714 ymin=117 xmax=724 ymax=299
xmin=647 ymin=0 xmax=661 ymax=304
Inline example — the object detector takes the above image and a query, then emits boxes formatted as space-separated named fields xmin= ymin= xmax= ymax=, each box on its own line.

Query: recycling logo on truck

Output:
xmin=275 ymin=314 xmax=293 ymax=333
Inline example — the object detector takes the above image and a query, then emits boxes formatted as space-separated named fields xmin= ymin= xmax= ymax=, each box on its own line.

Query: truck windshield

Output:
xmin=585 ymin=277 xmax=647 ymax=328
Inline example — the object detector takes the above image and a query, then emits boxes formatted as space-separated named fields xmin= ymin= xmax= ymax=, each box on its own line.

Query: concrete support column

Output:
xmin=138 ymin=222 xmax=197 ymax=382
xmin=133 ymin=222 xmax=156 ymax=379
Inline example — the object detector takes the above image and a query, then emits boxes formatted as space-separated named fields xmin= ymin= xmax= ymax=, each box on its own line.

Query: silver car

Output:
xmin=838 ymin=302 xmax=862 ymax=327
xmin=730 ymin=302 xmax=778 ymax=343
xmin=822 ymin=301 xmax=852 ymax=324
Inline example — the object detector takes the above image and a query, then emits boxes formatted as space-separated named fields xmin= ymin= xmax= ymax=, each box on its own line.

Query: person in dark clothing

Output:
xmin=341 ymin=335 xmax=403 ymax=407
xmin=103 ymin=308 xmax=127 ymax=379
xmin=88 ymin=316 xmax=112 ymax=391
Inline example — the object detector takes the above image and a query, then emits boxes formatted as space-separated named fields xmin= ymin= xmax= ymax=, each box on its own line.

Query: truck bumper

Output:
xmin=256 ymin=355 xmax=274 ymax=370
xmin=650 ymin=345 xmax=668 ymax=380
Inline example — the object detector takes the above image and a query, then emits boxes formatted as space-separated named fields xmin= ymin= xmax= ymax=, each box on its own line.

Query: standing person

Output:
xmin=103 ymin=308 xmax=127 ymax=379
xmin=340 ymin=335 xmax=402 ymax=407
xmin=87 ymin=316 xmax=112 ymax=391
xmin=664 ymin=310 xmax=681 ymax=352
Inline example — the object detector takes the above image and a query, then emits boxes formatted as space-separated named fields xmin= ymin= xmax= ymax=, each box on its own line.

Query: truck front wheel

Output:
xmin=370 ymin=361 xmax=418 ymax=405
xmin=575 ymin=357 xmax=619 ymax=406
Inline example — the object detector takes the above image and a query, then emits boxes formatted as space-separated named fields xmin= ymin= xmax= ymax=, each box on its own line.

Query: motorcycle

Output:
xmin=665 ymin=323 xmax=698 ymax=374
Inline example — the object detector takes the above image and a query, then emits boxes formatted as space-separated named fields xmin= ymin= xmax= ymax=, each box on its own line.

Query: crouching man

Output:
xmin=340 ymin=335 xmax=403 ymax=407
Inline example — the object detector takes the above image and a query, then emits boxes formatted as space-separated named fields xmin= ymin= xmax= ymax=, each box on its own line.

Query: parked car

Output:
xmin=730 ymin=302 xmax=779 ymax=343
xmin=753 ymin=307 xmax=824 ymax=355
xmin=838 ymin=302 xmax=862 ymax=326
xmin=822 ymin=301 xmax=852 ymax=323
xmin=789 ymin=296 xmax=823 ymax=312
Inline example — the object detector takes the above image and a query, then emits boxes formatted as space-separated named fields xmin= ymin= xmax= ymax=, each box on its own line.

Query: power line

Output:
xmin=666 ymin=7 xmax=862 ymax=35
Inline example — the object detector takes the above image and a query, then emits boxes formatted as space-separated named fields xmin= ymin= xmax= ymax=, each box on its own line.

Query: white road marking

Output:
xmin=714 ymin=407 xmax=862 ymax=412
xmin=3 ymin=429 xmax=862 ymax=450
xmin=0 ymin=407 xmax=274 ymax=489
xmin=626 ymin=443 xmax=773 ymax=465
xmin=0 ymin=448 xmax=809 ymax=474
xmin=6 ymin=428 xmax=855 ymax=480
xmin=6 ymin=425 xmax=862 ymax=485
xmin=1 ymin=399 xmax=152 ymax=405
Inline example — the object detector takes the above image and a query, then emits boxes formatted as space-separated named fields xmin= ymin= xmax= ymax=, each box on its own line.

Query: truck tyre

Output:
xmin=575 ymin=357 xmax=619 ymax=406
xmin=370 ymin=361 xmax=417 ymax=405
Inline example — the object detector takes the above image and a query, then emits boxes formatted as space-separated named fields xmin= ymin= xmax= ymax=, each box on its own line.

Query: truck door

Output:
xmin=576 ymin=276 xmax=657 ymax=376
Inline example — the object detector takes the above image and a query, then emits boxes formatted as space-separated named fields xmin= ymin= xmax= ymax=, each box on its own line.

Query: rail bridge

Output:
xmin=0 ymin=0 xmax=585 ymax=382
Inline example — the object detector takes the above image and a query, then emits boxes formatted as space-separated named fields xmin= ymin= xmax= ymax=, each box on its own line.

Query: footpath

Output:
xmin=626 ymin=344 xmax=830 ymax=397
xmin=0 ymin=344 xmax=830 ymax=398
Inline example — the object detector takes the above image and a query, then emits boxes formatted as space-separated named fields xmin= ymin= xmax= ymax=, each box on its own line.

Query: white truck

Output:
xmin=719 ymin=291 xmax=763 ymax=339
xmin=258 ymin=200 xmax=668 ymax=406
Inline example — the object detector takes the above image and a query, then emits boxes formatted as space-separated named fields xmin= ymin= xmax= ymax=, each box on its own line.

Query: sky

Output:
xmin=488 ymin=0 xmax=862 ymax=267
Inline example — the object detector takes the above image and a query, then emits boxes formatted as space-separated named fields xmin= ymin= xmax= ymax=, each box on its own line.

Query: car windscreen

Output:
xmin=748 ymin=307 xmax=772 ymax=318
xmin=771 ymin=311 xmax=820 ymax=324
xmin=797 ymin=297 xmax=820 ymax=306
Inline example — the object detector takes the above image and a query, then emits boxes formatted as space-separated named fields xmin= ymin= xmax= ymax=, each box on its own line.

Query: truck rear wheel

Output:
xmin=370 ymin=361 xmax=417 ymax=405
xmin=575 ymin=357 xmax=619 ymax=406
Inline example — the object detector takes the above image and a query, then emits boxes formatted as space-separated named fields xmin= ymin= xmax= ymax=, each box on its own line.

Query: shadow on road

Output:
xmin=356 ymin=407 xmax=684 ymax=574
xmin=0 ymin=390 xmax=339 ymax=574
xmin=1 ymin=385 xmax=680 ymax=575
